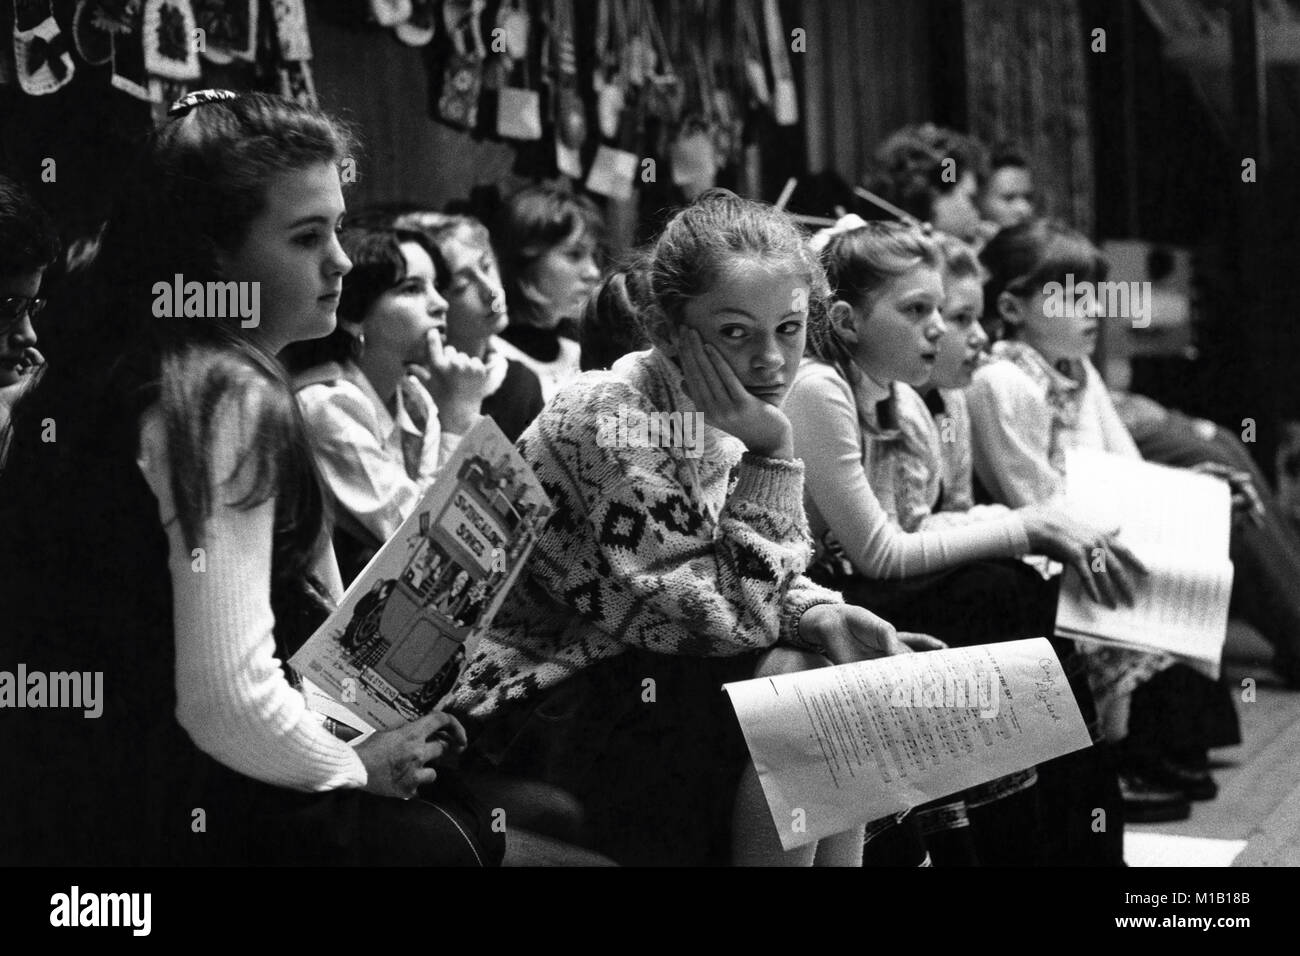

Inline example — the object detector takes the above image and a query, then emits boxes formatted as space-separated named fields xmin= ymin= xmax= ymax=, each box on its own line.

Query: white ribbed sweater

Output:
xmin=136 ymin=402 xmax=367 ymax=792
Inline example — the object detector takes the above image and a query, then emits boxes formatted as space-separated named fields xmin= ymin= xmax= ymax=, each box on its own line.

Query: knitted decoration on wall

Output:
xmin=192 ymin=0 xmax=257 ymax=64
xmin=13 ymin=0 xmax=76 ymax=95
xmin=142 ymin=0 xmax=200 ymax=81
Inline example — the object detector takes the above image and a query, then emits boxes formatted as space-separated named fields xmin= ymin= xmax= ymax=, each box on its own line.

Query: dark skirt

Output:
xmin=457 ymin=647 xmax=763 ymax=866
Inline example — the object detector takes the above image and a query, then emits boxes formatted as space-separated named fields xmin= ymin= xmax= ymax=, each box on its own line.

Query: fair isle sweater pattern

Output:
xmin=448 ymin=349 xmax=841 ymax=720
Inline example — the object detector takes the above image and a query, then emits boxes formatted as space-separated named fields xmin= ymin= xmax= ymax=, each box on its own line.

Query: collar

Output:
xmin=296 ymin=359 xmax=422 ymax=444
xmin=847 ymin=364 xmax=901 ymax=440
xmin=992 ymin=340 xmax=1086 ymax=397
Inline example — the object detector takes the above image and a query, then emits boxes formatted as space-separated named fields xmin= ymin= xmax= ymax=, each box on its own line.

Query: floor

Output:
xmin=1124 ymin=621 xmax=1300 ymax=867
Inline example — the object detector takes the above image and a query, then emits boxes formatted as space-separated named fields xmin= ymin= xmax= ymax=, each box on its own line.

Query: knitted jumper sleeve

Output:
xmin=785 ymin=364 xmax=1029 ymax=580
xmin=529 ymin=381 xmax=839 ymax=654
xmin=967 ymin=360 xmax=1065 ymax=507
xmin=137 ymin=399 xmax=368 ymax=792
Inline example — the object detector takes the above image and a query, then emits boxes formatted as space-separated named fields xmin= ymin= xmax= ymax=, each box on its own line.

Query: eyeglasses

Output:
xmin=0 ymin=296 xmax=47 ymax=334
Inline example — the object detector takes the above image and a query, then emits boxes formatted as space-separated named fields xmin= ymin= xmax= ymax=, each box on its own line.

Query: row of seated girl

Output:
xmin=0 ymin=91 xmax=917 ymax=868
xmin=0 ymin=89 xmax=1241 ymax=867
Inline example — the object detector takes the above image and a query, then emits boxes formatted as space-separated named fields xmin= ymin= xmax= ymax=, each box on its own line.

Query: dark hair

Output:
xmin=6 ymin=92 xmax=355 ymax=579
xmin=933 ymin=231 xmax=988 ymax=284
xmin=808 ymin=219 xmax=940 ymax=383
xmin=987 ymin=142 xmax=1031 ymax=175
xmin=494 ymin=182 xmax=603 ymax=328
xmin=281 ymin=226 xmax=446 ymax=373
xmin=0 ymin=174 xmax=61 ymax=277
xmin=391 ymin=209 xmax=493 ymax=270
xmin=863 ymin=124 xmax=990 ymax=222
xmin=643 ymin=189 xmax=829 ymax=347
xmin=579 ymin=255 xmax=652 ymax=371
xmin=978 ymin=218 xmax=1108 ymax=339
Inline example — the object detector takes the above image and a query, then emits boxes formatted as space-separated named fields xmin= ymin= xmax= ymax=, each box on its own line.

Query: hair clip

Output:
xmin=167 ymin=88 xmax=240 ymax=118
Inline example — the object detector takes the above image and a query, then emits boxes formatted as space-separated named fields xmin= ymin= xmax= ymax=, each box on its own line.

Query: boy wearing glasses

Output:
xmin=0 ymin=174 xmax=61 ymax=462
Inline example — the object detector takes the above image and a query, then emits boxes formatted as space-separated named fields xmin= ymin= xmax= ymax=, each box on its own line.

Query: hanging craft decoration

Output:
xmin=270 ymin=0 xmax=313 ymax=62
xmin=191 ymin=0 xmax=257 ymax=64
xmin=395 ymin=0 xmax=437 ymax=47
xmin=142 ymin=0 xmax=201 ymax=81
xmin=110 ymin=15 xmax=154 ymax=101
xmin=436 ymin=0 xmax=487 ymax=130
xmin=495 ymin=2 xmax=540 ymax=141
xmin=370 ymin=0 xmax=412 ymax=29
xmin=73 ymin=0 xmax=115 ymax=65
xmin=13 ymin=0 xmax=77 ymax=95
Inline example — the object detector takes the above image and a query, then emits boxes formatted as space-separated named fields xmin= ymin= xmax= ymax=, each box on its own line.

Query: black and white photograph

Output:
xmin=0 ymin=0 xmax=1291 ymax=938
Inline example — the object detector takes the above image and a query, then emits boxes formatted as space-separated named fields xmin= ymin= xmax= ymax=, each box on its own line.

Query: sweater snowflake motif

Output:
xmin=448 ymin=348 xmax=841 ymax=720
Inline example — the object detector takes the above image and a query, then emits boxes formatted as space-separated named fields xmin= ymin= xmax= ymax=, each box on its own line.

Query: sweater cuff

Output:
xmin=1006 ymin=513 xmax=1032 ymax=556
xmin=780 ymin=579 xmax=844 ymax=650
xmin=732 ymin=453 xmax=805 ymax=510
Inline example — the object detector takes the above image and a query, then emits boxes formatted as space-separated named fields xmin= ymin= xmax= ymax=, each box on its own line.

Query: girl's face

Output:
xmin=931 ymin=274 xmax=989 ymax=389
xmin=1004 ymin=279 xmax=1100 ymax=364
xmin=219 ymin=162 xmax=352 ymax=354
xmin=847 ymin=264 xmax=946 ymax=387
xmin=522 ymin=226 xmax=600 ymax=328
xmin=678 ymin=260 xmax=808 ymax=407
xmin=0 ymin=268 xmax=43 ymax=388
xmin=441 ymin=228 xmax=507 ymax=350
xmin=930 ymin=172 xmax=984 ymax=244
xmin=363 ymin=242 xmax=449 ymax=365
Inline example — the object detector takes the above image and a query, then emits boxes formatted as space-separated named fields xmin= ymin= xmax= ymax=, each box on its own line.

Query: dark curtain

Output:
xmin=797 ymin=0 xmax=936 ymax=185
xmin=963 ymin=0 xmax=1096 ymax=235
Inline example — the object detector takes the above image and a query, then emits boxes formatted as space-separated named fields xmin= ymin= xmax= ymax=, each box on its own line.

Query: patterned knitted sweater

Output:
xmin=448 ymin=348 xmax=842 ymax=720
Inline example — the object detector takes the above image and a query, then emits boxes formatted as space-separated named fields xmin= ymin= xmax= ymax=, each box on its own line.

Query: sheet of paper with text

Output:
xmin=725 ymin=638 xmax=1092 ymax=850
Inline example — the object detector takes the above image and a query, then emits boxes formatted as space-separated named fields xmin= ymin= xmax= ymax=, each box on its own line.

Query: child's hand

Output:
xmin=353 ymin=711 xmax=467 ymax=800
xmin=1020 ymin=505 xmax=1148 ymax=608
xmin=409 ymin=330 xmax=489 ymax=434
xmin=798 ymin=603 xmax=907 ymax=665
xmin=675 ymin=327 xmax=793 ymax=460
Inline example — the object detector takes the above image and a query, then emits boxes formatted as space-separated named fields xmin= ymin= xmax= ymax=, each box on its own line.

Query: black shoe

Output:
xmin=1148 ymin=757 xmax=1218 ymax=802
xmin=1119 ymin=772 xmax=1192 ymax=823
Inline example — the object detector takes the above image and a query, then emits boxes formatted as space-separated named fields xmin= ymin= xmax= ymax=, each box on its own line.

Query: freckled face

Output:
xmin=679 ymin=261 xmax=809 ymax=406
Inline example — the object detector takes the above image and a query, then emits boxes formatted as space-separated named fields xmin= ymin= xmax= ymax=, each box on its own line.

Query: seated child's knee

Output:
xmin=754 ymin=646 xmax=832 ymax=679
